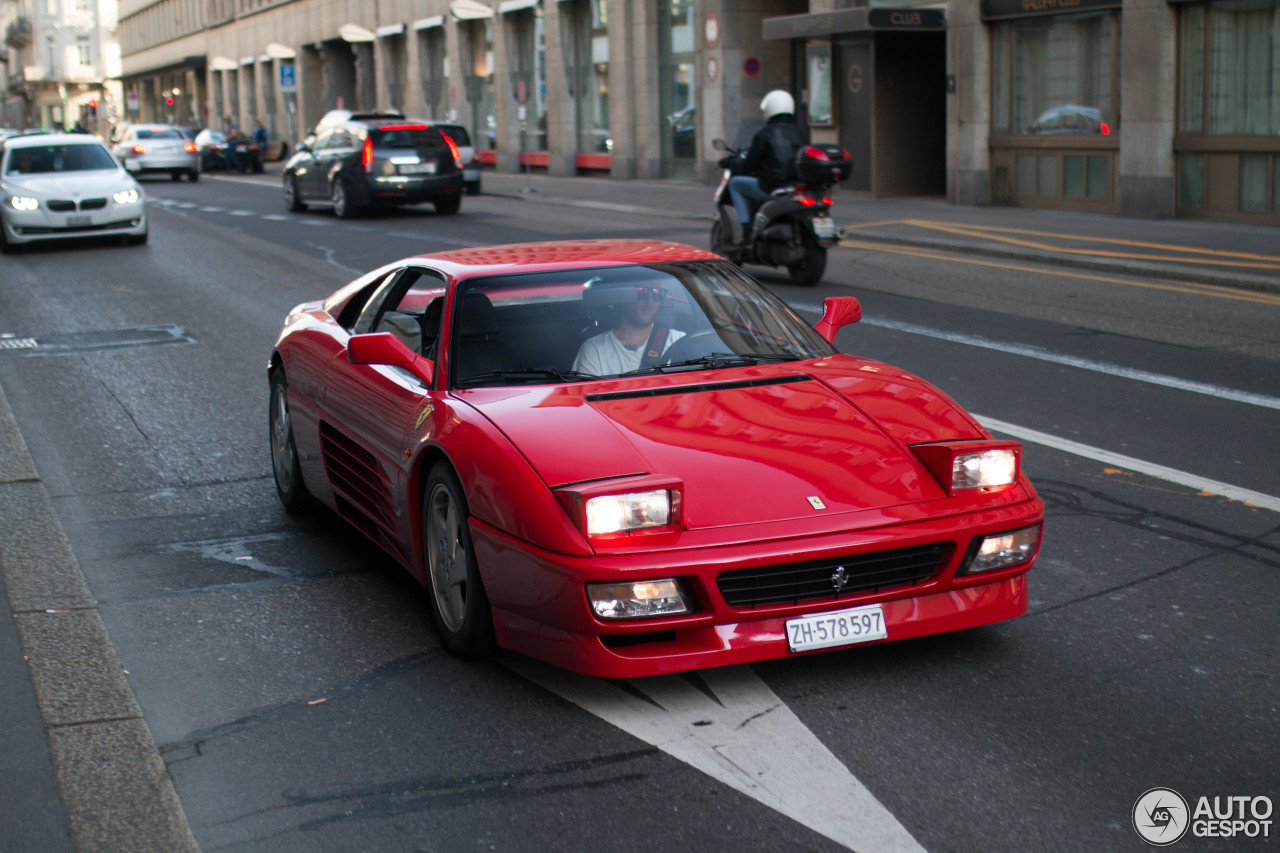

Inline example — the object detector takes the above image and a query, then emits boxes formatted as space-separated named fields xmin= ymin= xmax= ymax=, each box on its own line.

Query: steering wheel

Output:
xmin=659 ymin=332 xmax=723 ymax=365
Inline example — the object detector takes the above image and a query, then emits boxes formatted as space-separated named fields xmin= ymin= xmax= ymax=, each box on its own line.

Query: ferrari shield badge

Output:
xmin=807 ymin=496 xmax=826 ymax=510
xmin=415 ymin=404 xmax=434 ymax=429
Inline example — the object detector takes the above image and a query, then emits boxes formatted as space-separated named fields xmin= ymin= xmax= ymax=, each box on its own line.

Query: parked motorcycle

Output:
xmin=710 ymin=139 xmax=850 ymax=286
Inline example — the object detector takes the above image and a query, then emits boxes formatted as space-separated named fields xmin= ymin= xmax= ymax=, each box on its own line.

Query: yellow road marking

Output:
xmin=836 ymin=239 xmax=1280 ymax=306
xmin=845 ymin=218 xmax=1280 ymax=270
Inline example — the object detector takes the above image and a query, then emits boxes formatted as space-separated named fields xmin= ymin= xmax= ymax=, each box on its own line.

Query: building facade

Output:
xmin=114 ymin=0 xmax=1279 ymax=224
xmin=2 ymin=0 xmax=122 ymax=132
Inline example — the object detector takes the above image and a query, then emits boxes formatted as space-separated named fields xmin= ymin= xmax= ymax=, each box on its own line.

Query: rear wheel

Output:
xmin=787 ymin=235 xmax=827 ymax=286
xmin=170 ymin=171 xmax=182 ymax=182
xmin=434 ymin=194 xmax=462 ymax=215
xmin=269 ymin=371 xmax=313 ymax=513
xmin=187 ymin=169 xmax=199 ymax=182
xmin=284 ymin=175 xmax=306 ymax=212
xmin=331 ymin=177 xmax=355 ymax=218
xmin=423 ymin=464 xmax=494 ymax=657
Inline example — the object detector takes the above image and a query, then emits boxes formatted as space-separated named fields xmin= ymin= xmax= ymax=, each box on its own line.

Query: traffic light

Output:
xmin=88 ymin=99 xmax=97 ymax=117
xmin=166 ymin=96 xmax=174 ymax=106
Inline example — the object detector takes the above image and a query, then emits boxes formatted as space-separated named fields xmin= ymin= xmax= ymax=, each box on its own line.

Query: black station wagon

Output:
xmin=282 ymin=116 xmax=464 ymax=217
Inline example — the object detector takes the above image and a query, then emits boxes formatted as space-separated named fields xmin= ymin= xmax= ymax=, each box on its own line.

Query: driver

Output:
xmin=573 ymin=284 xmax=685 ymax=376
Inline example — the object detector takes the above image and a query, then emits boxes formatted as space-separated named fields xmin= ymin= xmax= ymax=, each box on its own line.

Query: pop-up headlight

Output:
xmin=912 ymin=440 xmax=1022 ymax=496
xmin=556 ymin=477 xmax=683 ymax=540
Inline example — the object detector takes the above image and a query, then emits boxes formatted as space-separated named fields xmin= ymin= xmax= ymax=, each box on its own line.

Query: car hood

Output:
xmin=459 ymin=358 xmax=986 ymax=530
xmin=5 ymin=170 xmax=132 ymax=196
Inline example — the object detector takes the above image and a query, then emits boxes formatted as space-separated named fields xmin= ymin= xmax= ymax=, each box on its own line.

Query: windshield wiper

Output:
xmin=459 ymin=367 xmax=595 ymax=386
xmin=626 ymin=351 xmax=803 ymax=375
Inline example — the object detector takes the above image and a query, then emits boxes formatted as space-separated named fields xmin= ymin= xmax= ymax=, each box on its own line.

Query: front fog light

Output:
xmin=964 ymin=524 xmax=1041 ymax=574
xmin=587 ymin=579 xmax=689 ymax=619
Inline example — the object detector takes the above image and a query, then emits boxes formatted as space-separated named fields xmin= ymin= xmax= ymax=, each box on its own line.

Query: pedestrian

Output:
xmin=224 ymin=130 xmax=244 ymax=174
xmin=252 ymin=119 xmax=268 ymax=165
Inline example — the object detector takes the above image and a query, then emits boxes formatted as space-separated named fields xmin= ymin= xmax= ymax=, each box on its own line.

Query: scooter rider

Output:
xmin=719 ymin=90 xmax=809 ymax=247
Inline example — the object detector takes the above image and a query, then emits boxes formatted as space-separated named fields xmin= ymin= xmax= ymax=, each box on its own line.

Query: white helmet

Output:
xmin=761 ymin=90 xmax=794 ymax=121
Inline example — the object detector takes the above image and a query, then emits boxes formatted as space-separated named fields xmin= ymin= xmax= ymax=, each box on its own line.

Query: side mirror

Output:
xmin=813 ymin=296 xmax=861 ymax=343
xmin=295 ymin=141 xmax=310 ymax=153
xmin=348 ymin=332 xmax=433 ymax=384
xmin=712 ymin=138 xmax=727 ymax=151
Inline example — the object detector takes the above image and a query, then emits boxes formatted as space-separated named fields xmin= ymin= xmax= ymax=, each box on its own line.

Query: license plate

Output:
xmin=66 ymin=215 xmax=91 ymax=227
xmin=812 ymin=217 xmax=837 ymax=238
xmin=399 ymin=162 xmax=437 ymax=175
xmin=786 ymin=604 xmax=886 ymax=653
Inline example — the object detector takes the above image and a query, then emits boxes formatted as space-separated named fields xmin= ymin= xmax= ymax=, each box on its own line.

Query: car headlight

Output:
xmin=585 ymin=490 xmax=671 ymax=536
xmin=8 ymin=196 xmax=39 ymax=211
xmin=587 ymin=578 xmax=690 ymax=619
xmin=961 ymin=524 xmax=1042 ymax=574
xmin=113 ymin=188 xmax=139 ymax=205
xmin=952 ymin=448 xmax=1018 ymax=489
xmin=911 ymin=440 xmax=1021 ymax=495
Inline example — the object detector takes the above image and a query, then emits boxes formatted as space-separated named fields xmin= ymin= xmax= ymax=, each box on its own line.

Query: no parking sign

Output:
xmin=743 ymin=57 xmax=761 ymax=78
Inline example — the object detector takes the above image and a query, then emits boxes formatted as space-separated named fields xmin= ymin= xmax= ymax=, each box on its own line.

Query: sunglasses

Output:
xmin=635 ymin=287 xmax=667 ymax=302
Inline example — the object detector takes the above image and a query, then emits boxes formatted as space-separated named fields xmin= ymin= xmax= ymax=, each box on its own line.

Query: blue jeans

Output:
xmin=728 ymin=175 xmax=769 ymax=226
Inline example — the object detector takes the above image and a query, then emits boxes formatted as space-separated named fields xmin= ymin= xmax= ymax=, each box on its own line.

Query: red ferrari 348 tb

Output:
xmin=268 ymin=239 xmax=1044 ymax=677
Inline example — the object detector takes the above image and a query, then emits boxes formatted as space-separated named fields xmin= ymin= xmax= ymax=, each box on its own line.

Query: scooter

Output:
xmin=710 ymin=139 xmax=849 ymax=286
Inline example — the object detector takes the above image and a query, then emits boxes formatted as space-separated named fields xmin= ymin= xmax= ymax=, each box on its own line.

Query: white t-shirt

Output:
xmin=573 ymin=327 xmax=686 ymax=376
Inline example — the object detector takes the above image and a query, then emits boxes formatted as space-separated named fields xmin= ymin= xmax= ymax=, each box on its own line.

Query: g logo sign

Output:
xmin=1134 ymin=788 xmax=1190 ymax=846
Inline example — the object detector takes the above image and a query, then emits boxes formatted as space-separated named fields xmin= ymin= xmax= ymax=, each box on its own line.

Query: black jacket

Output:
xmin=739 ymin=114 xmax=809 ymax=191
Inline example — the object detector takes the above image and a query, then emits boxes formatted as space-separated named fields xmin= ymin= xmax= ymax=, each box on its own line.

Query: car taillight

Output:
xmin=441 ymin=132 xmax=462 ymax=169
xmin=131 ymin=145 xmax=146 ymax=155
xmin=362 ymin=137 xmax=374 ymax=174
xmin=184 ymin=142 xmax=197 ymax=153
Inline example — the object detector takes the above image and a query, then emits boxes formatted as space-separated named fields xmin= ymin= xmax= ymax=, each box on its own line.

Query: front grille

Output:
xmin=81 ymin=198 xmax=107 ymax=210
xmin=46 ymin=198 xmax=108 ymax=212
xmin=718 ymin=542 xmax=954 ymax=608
xmin=48 ymin=200 xmax=75 ymax=212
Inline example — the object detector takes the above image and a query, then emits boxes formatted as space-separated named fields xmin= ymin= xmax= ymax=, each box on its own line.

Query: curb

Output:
xmin=0 ymin=383 xmax=198 ymax=853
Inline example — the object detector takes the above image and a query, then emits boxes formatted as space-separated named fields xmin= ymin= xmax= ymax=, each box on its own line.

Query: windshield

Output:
xmin=4 ymin=143 xmax=117 ymax=174
xmin=450 ymin=261 xmax=834 ymax=388
xmin=135 ymin=128 xmax=184 ymax=140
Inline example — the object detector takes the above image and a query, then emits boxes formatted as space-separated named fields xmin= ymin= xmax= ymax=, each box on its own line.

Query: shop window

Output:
xmin=1063 ymin=154 xmax=1109 ymax=199
xmin=992 ymin=11 xmax=1120 ymax=136
xmin=1177 ymin=153 xmax=1206 ymax=209
xmin=1179 ymin=0 xmax=1280 ymax=135
xmin=1239 ymin=155 xmax=1268 ymax=212
xmin=806 ymin=42 xmax=833 ymax=127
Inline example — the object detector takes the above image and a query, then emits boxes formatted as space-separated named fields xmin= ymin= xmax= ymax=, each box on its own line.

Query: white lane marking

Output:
xmin=227 ymin=209 xmax=257 ymax=217
xmin=513 ymin=659 xmax=926 ymax=853
xmin=978 ymin=415 xmax=1280 ymax=512
xmin=791 ymin=305 xmax=1280 ymax=412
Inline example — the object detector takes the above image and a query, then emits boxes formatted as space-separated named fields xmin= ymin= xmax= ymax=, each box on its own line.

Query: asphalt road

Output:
xmin=0 ymin=173 xmax=1276 ymax=852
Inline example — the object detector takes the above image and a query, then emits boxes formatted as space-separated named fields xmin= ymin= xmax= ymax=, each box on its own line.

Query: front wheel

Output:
xmin=269 ymin=371 xmax=313 ymax=513
xmin=787 ymin=237 xmax=827 ymax=286
xmin=284 ymin=175 xmax=306 ymax=212
xmin=423 ymin=464 xmax=494 ymax=658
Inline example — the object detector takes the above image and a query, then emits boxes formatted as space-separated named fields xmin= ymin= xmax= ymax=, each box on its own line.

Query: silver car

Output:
xmin=112 ymin=123 xmax=199 ymax=182
xmin=432 ymin=123 xmax=481 ymax=195
xmin=0 ymin=132 xmax=147 ymax=251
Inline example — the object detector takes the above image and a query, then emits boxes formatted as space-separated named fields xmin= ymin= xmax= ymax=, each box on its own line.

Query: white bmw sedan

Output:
xmin=1 ymin=133 xmax=148 ymax=252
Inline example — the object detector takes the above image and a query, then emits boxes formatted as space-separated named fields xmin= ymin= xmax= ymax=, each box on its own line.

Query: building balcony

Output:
xmin=5 ymin=17 xmax=33 ymax=49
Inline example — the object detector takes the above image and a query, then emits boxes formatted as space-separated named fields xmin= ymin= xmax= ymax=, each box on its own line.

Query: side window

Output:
xmin=313 ymin=129 xmax=336 ymax=151
xmin=375 ymin=271 xmax=448 ymax=359
xmin=350 ymin=269 xmax=405 ymax=334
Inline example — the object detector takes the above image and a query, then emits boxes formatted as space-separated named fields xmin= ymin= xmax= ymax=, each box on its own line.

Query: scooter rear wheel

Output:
xmin=787 ymin=236 xmax=827 ymax=286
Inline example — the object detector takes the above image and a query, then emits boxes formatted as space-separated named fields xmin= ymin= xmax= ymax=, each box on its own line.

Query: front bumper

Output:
xmin=473 ymin=498 xmax=1044 ymax=678
xmin=3 ymin=204 xmax=146 ymax=245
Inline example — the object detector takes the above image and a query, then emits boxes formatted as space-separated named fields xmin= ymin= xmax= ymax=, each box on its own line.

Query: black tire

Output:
xmin=422 ymin=464 xmax=494 ymax=658
xmin=284 ymin=174 xmax=306 ymax=212
xmin=787 ymin=236 xmax=827 ymax=287
xmin=253 ymin=159 xmax=264 ymax=174
xmin=269 ymin=371 xmax=313 ymax=513
xmin=465 ymin=181 xmax=480 ymax=197
xmin=331 ymin=177 xmax=356 ymax=218
xmin=170 ymin=171 xmax=182 ymax=182
xmin=188 ymin=169 xmax=199 ymax=183
xmin=434 ymin=193 xmax=462 ymax=215
xmin=710 ymin=219 xmax=730 ymax=255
